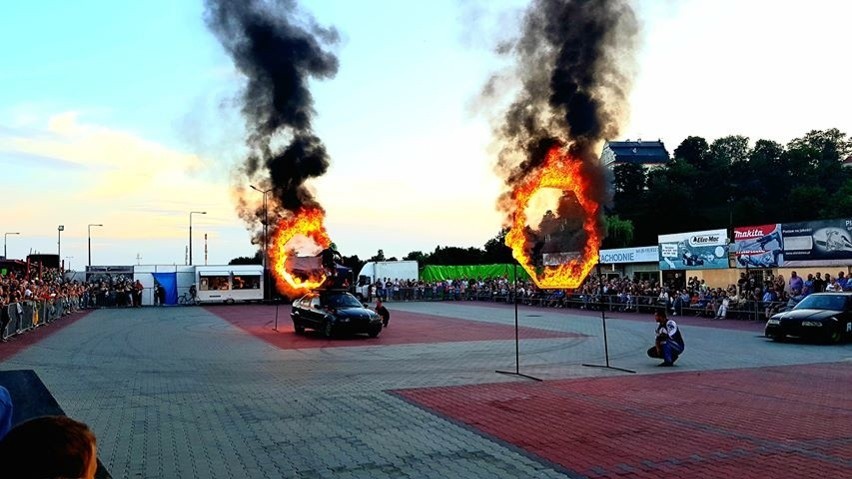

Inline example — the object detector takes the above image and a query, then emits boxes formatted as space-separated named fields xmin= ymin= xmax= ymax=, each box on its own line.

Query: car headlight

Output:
xmin=767 ymin=319 xmax=780 ymax=325
xmin=801 ymin=321 xmax=823 ymax=327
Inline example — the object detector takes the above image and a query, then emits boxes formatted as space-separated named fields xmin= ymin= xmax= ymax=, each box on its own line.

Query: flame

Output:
xmin=504 ymin=145 xmax=601 ymax=289
xmin=268 ymin=206 xmax=331 ymax=297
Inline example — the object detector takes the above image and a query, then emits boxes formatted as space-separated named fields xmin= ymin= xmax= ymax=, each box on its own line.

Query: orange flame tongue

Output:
xmin=268 ymin=206 xmax=331 ymax=297
xmin=505 ymin=146 xmax=601 ymax=289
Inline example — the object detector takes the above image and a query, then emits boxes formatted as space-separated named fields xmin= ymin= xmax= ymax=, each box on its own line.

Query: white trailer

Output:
xmin=355 ymin=260 xmax=419 ymax=299
xmin=195 ymin=264 xmax=264 ymax=303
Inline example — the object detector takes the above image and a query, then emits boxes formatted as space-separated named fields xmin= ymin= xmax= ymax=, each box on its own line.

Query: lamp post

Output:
xmin=4 ymin=232 xmax=20 ymax=258
xmin=58 ymin=225 xmax=64 ymax=264
xmin=66 ymin=256 xmax=73 ymax=271
xmin=250 ymin=185 xmax=272 ymax=301
xmin=189 ymin=211 xmax=207 ymax=265
xmin=88 ymin=224 xmax=103 ymax=267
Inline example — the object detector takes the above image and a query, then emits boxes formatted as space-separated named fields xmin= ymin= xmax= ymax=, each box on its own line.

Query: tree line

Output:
xmin=612 ymin=128 xmax=852 ymax=246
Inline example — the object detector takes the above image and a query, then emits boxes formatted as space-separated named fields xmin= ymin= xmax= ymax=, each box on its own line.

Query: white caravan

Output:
xmin=195 ymin=265 xmax=264 ymax=303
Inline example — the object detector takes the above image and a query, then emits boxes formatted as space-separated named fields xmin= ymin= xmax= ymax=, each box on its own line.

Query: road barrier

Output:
xmin=1 ymin=296 xmax=82 ymax=341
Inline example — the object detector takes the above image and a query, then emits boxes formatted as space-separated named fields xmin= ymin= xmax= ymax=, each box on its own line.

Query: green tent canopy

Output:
xmin=420 ymin=264 xmax=530 ymax=282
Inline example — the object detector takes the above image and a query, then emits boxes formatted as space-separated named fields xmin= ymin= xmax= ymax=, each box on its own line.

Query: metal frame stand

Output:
xmin=496 ymin=263 xmax=542 ymax=382
xmin=582 ymin=263 xmax=635 ymax=374
xmin=273 ymin=300 xmax=280 ymax=331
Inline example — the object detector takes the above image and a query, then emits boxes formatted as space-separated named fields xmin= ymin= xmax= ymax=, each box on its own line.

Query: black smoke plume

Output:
xmin=492 ymin=0 xmax=638 ymax=251
xmin=204 ymin=0 xmax=338 ymax=237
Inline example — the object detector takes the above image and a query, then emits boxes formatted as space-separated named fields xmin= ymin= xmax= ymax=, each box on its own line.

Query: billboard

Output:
xmin=781 ymin=219 xmax=852 ymax=266
xmin=599 ymin=246 xmax=659 ymax=264
xmin=732 ymin=224 xmax=783 ymax=268
xmin=658 ymin=229 xmax=729 ymax=270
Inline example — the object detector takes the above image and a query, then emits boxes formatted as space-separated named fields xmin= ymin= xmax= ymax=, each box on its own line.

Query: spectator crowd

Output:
xmin=361 ymin=268 xmax=851 ymax=321
xmin=0 ymin=268 xmax=152 ymax=341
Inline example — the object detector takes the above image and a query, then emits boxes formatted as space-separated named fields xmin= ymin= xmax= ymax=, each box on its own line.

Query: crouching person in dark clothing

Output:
xmin=648 ymin=310 xmax=685 ymax=367
xmin=375 ymin=299 xmax=390 ymax=328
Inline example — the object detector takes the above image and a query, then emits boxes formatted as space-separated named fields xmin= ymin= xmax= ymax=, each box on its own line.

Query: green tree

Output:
xmin=403 ymin=251 xmax=427 ymax=263
xmin=787 ymin=128 xmax=852 ymax=165
xmin=427 ymin=246 xmax=484 ymax=265
xmin=820 ymin=178 xmax=852 ymax=218
xmin=339 ymin=255 xmax=365 ymax=276
xmin=482 ymin=228 xmax=514 ymax=263
xmin=613 ymin=163 xmax=646 ymax=196
xmin=603 ymin=215 xmax=634 ymax=248
xmin=367 ymin=249 xmax=386 ymax=262
xmin=673 ymin=136 xmax=709 ymax=167
xmin=229 ymin=250 xmax=262 ymax=265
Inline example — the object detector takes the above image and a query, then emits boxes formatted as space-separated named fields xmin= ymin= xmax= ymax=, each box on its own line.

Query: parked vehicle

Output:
xmin=291 ymin=290 xmax=383 ymax=338
xmin=195 ymin=265 xmax=264 ymax=303
xmin=354 ymin=260 xmax=418 ymax=299
xmin=765 ymin=292 xmax=852 ymax=343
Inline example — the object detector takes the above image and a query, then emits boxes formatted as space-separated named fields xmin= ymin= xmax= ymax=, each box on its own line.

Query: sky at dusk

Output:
xmin=2 ymin=0 xmax=851 ymax=268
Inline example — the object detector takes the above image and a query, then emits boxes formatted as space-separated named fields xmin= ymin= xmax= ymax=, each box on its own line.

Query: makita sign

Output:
xmin=735 ymin=229 xmax=762 ymax=239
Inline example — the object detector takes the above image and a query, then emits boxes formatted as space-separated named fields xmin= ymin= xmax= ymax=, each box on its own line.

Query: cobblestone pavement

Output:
xmin=1 ymin=301 xmax=850 ymax=478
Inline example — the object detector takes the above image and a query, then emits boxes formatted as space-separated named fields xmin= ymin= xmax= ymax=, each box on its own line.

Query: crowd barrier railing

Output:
xmin=373 ymin=287 xmax=787 ymax=322
xmin=1 ymin=296 xmax=83 ymax=341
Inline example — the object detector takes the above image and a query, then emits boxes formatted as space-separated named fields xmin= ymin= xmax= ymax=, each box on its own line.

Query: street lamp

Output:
xmin=88 ymin=224 xmax=103 ymax=267
xmin=250 ymin=185 xmax=272 ymax=300
xmin=58 ymin=225 xmax=64 ymax=264
xmin=65 ymin=256 xmax=74 ymax=271
xmin=4 ymin=232 xmax=20 ymax=258
xmin=189 ymin=211 xmax=207 ymax=265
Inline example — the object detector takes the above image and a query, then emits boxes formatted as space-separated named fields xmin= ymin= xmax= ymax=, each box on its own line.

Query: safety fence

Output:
xmin=370 ymin=287 xmax=784 ymax=322
xmin=1 ymin=296 xmax=82 ymax=341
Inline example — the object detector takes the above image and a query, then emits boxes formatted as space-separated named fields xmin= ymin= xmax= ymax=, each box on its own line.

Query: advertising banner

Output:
xmin=599 ymin=246 xmax=659 ymax=264
xmin=658 ymin=229 xmax=729 ymax=270
xmin=732 ymin=224 xmax=783 ymax=268
xmin=781 ymin=218 xmax=852 ymax=266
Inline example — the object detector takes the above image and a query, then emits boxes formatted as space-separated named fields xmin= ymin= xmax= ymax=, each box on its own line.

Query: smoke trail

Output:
xmin=204 ymin=0 xmax=338 ymax=237
xmin=493 ymin=0 xmax=638 ymax=230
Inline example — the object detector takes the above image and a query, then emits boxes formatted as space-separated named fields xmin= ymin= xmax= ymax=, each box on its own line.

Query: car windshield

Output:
xmin=323 ymin=293 xmax=362 ymax=309
xmin=793 ymin=295 xmax=848 ymax=311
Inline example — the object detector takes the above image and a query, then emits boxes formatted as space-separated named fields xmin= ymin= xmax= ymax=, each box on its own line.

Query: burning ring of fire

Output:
xmin=268 ymin=206 xmax=331 ymax=298
xmin=504 ymin=146 xmax=601 ymax=289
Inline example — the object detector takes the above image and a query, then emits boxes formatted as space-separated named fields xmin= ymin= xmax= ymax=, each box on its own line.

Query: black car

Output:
xmin=765 ymin=292 xmax=852 ymax=343
xmin=291 ymin=291 xmax=383 ymax=338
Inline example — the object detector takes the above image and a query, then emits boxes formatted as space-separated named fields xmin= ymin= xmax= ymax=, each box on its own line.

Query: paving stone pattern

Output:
xmin=1 ymin=301 xmax=850 ymax=478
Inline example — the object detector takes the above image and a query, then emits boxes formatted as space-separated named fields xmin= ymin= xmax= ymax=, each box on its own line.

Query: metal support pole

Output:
xmin=274 ymin=301 xmax=279 ymax=331
xmin=189 ymin=211 xmax=206 ymax=266
xmin=496 ymin=262 xmax=541 ymax=381
xmin=88 ymin=224 xmax=102 ymax=268
xmin=583 ymin=262 xmax=636 ymax=374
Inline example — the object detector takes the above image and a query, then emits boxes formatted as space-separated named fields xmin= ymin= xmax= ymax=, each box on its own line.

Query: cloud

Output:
xmin=0 ymin=150 xmax=85 ymax=171
xmin=0 ymin=111 xmax=243 ymax=243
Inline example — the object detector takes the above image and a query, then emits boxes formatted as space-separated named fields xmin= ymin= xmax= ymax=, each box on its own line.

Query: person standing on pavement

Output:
xmin=375 ymin=299 xmax=390 ymax=328
xmin=647 ymin=310 xmax=685 ymax=367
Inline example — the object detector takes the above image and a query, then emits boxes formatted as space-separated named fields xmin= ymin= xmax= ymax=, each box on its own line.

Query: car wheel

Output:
xmin=368 ymin=325 xmax=381 ymax=338
xmin=772 ymin=333 xmax=786 ymax=342
xmin=827 ymin=326 xmax=843 ymax=344
xmin=323 ymin=320 xmax=334 ymax=338
xmin=293 ymin=322 xmax=305 ymax=334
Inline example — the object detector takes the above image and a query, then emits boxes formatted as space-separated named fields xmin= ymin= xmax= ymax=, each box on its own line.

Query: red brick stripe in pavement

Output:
xmin=394 ymin=362 xmax=852 ymax=479
xmin=206 ymin=304 xmax=583 ymax=350
xmin=0 ymin=310 xmax=93 ymax=362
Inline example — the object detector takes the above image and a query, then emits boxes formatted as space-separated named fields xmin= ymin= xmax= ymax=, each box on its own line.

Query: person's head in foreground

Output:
xmin=0 ymin=415 xmax=97 ymax=479
xmin=654 ymin=310 xmax=667 ymax=325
